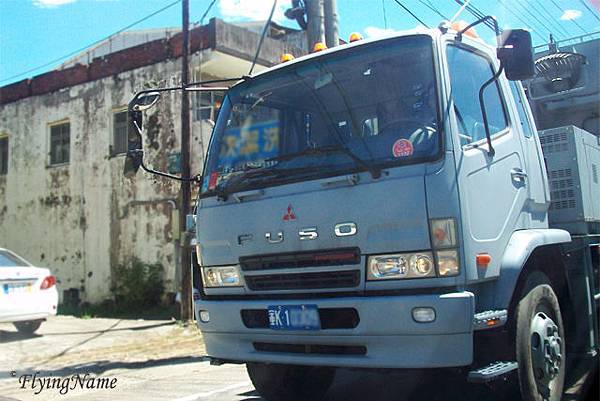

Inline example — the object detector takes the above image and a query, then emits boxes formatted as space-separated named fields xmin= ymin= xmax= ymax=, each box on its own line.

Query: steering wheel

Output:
xmin=377 ymin=118 xmax=430 ymax=136
xmin=408 ymin=125 xmax=437 ymax=146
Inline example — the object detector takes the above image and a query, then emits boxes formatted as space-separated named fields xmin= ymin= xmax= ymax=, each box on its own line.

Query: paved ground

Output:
xmin=1 ymin=316 xmax=597 ymax=401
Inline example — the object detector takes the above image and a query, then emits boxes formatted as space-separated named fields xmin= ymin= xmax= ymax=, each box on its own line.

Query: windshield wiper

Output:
xmin=265 ymin=145 xmax=347 ymax=163
xmin=213 ymin=166 xmax=313 ymax=200
xmin=293 ymin=71 xmax=381 ymax=179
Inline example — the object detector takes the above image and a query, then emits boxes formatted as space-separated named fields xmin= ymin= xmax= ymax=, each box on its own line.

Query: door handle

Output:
xmin=510 ymin=168 xmax=528 ymax=181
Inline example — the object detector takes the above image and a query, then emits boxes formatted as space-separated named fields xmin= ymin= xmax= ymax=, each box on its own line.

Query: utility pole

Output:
xmin=305 ymin=0 xmax=325 ymax=51
xmin=323 ymin=0 xmax=339 ymax=48
xmin=180 ymin=0 xmax=193 ymax=322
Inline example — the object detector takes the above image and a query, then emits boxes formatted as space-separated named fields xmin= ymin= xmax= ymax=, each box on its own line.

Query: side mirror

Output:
xmin=497 ymin=29 xmax=535 ymax=81
xmin=131 ymin=92 xmax=161 ymax=112
xmin=123 ymin=110 xmax=143 ymax=177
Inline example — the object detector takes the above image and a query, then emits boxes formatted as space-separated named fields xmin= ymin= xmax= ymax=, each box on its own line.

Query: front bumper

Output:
xmin=195 ymin=291 xmax=474 ymax=368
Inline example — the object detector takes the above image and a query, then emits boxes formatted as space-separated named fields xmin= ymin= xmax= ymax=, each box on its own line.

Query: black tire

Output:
xmin=515 ymin=281 xmax=566 ymax=401
xmin=246 ymin=363 xmax=335 ymax=401
xmin=13 ymin=320 xmax=43 ymax=334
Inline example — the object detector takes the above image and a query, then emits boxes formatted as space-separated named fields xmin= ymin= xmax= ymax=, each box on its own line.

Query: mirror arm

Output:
xmin=127 ymin=149 xmax=201 ymax=183
xmin=457 ymin=15 xmax=500 ymax=43
xmin=129 ymin=121 xmax=200 ymax=183
xmin=478 ymin=65 xmax=504 ymax=157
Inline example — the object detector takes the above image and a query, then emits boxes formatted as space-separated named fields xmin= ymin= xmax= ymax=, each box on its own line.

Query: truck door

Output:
xmin=508 ymin=80 xmax=550 ymax=221
xmin=446 ymin=43 xmax=529 ymax=280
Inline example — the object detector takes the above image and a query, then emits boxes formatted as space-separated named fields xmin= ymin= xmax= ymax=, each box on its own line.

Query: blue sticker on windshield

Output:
xmin=218 ymin=120 xmax=279 ymax=169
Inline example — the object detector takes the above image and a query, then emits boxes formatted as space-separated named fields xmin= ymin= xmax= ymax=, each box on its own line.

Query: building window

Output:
xmin=112 ymin=110 xmax=129 ymax=155
xmin=50 ymin=122 xmax=70 ymax=165
xmin=193 ymin=91 xmax=224 ymax=122
xmin=0 ymin=136 xmax=8 ymax=175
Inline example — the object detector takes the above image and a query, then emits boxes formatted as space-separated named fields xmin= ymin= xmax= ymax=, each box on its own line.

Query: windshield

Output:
xmin=201 ymin=35 xmax=440 ymax=196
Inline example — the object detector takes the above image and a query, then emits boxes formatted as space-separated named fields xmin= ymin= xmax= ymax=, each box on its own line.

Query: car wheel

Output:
xmin=246 ymin=363 xmax=335 ymax=401
xmin=13 ymin=320 xmax=43 ymax=334
xmin=515 ymin=281 xmax=565 ymax=401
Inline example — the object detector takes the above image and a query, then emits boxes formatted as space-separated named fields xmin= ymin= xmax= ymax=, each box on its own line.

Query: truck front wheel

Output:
xmin=515 ymin=282 xmax=566 ymax=401
xmin=246 ymin=362 xmax=335 ymax=401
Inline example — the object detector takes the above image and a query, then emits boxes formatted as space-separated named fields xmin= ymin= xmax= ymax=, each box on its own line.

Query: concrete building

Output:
xmin=0 ymin=18 xmax=304 ymax=304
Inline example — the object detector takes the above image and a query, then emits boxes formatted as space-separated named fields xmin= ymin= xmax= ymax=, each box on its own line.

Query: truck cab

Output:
xmin=126 ymin=19 xmax=599 ymax=401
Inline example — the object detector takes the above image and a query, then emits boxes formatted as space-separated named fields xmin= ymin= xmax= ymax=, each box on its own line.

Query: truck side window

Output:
xmin=447 ymin=45 xmax=508 ymax=146
xmin=509 ymin=81 xmax=534 ymax=138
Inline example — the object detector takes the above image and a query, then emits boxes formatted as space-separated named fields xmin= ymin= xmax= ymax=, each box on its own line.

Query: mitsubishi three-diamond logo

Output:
xmin=282 ymin=204 xmax=296 ymax=221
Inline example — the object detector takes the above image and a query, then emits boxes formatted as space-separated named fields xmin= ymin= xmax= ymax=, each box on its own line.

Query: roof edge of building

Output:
xmin=0 ymin=20 xmax=217 ymax=106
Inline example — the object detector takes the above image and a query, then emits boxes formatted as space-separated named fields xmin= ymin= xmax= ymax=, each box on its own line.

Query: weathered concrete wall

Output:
xmin=0 ymin=19 xmax=306 ymax=304
xmin=0 ymin=55 xmax=214 ymax=304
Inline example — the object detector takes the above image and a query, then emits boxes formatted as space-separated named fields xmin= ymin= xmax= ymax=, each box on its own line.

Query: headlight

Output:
xmin=436 ymin=249 xmax=460 ymax=277
xmin=410 ymin=254 xmax=434 ymax=276
xmin=368 ymin=252 xmax=435 ymax=280
xmin=201 ymin=265 xmax=242 ymax=287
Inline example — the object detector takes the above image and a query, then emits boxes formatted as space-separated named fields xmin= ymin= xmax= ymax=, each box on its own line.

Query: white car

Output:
xmin=0 ymin=248 xmax=58 ymax=334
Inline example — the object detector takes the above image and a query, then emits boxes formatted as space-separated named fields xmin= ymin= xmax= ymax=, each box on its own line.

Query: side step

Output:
xmin=468 ymin=361 xmax=518 ymax=383
xmin=473 ymin=310 xmax=507 ymax=330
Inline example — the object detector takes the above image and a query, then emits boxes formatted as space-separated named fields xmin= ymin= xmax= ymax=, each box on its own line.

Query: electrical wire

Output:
xmin=382 ymin=0 xmax=388 ymax=29
xmin=498 ymin=0 xmax=557 ymax=41
xmin=391 ymin=0 xmax=430 ymax=28
xmin=248 ymin=0 xmax=278 ymax=75
xmin=1 ymin=0 xmax=182 ymax=84
xmin=418 ymin=0 xmax=450 ymax=21
xmin=532 ymin=0 xmax=571 ymax=39
xmin=550 ymin=0 xmax=588 ymax=35
xmin=453 ymin=0 xmax=498 ymax=33
xmin=194 ymin=0 xmax=218 ymax=26
xmin=578 ymin=0 xmax=600 ymax=23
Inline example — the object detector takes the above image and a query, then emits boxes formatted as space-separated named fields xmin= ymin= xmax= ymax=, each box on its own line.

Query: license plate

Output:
xmin=2 ymin=282 xmax=32 ymax=295
xmin=267 ymin=304 xmax=320 ymax=330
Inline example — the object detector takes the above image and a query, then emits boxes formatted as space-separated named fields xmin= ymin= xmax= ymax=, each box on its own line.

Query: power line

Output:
xmin=453 ymin=0 xmax=499 ymax=34
xmin=249 ymin=0 xmax=278 ymax=75
xmin=578 ymin=0 xmax=600 ymax=23
xmin=500 ymin=0 xmax=558 ymax=41
xmin=549 ymin=0 xmax=588 ymax=35
xmin=193 ymin=0 xmax=217 ymax=26
xmin=391 ymin=0 xmax=430 ymax=28
xmin=0 ymin=0 xmax=182 ymax=84
xmin=532 ymin=0 xmax=571 ymax=39
xmin=382 ymin=0 xmax=388 ymax=29
xmin=417 ymin=0 xmax=450 ymax=21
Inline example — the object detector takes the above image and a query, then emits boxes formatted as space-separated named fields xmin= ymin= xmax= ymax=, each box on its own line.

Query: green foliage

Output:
xmin=112 ymin=257 xmax=165 ymax=311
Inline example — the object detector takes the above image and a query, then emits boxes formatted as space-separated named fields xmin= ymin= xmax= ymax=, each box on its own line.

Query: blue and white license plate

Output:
xmin=267 ymin=304 xmax=321 ymax=330
xmin=2 ymin=282 xmax=32 ymax=295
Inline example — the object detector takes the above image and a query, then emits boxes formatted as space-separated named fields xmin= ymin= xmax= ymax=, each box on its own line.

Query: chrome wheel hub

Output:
xmin=530 ymin=312 xmax=562 ymax=398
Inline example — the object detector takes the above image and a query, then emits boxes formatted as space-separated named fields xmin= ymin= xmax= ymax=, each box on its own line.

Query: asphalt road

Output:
xmin=1 ymin=316 xmax=597 ymax=401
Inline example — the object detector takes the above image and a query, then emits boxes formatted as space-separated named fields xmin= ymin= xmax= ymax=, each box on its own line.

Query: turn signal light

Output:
xmin=476 ymin=253 xmax=492 ymax=267
xmin=349 ymin=32 xmax=363 ymax=42
xmin=280 ymin=53 xmax=295 ymax=63
xmin=313 ymin=42 xmax=327 ymax=52
xmin=40 ymin=275 xmax=56 ymax=290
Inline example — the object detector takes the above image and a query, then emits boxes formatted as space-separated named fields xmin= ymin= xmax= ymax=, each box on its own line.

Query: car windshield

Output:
xmin=201 ymin=35 xmax=439 ymax=196
xmin=0 ymin=250 xmax=31 ymax=267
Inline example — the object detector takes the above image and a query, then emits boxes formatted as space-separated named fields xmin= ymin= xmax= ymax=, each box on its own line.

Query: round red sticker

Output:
xmin=392 ymin=139 xmax=414 ymax=157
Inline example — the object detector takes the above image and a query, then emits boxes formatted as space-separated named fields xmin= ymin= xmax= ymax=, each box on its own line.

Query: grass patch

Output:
xmin=58 ymin=302 xmax=180 ymax=320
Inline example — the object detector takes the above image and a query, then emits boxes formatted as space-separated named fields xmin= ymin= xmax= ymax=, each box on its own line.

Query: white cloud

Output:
xmin=219 ymin=0 xmax=288 ymax=24
xmin=33 ymin=0 xmax=77 ymax=7
xmin=363 ymin=26 xmax=400 ymax=38
xmin=560 ymin=9 xmax=582 ymax=20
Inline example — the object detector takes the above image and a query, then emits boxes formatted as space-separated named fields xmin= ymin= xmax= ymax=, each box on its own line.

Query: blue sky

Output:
xmin=1 ymin=0 xmax=599 ymax=86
